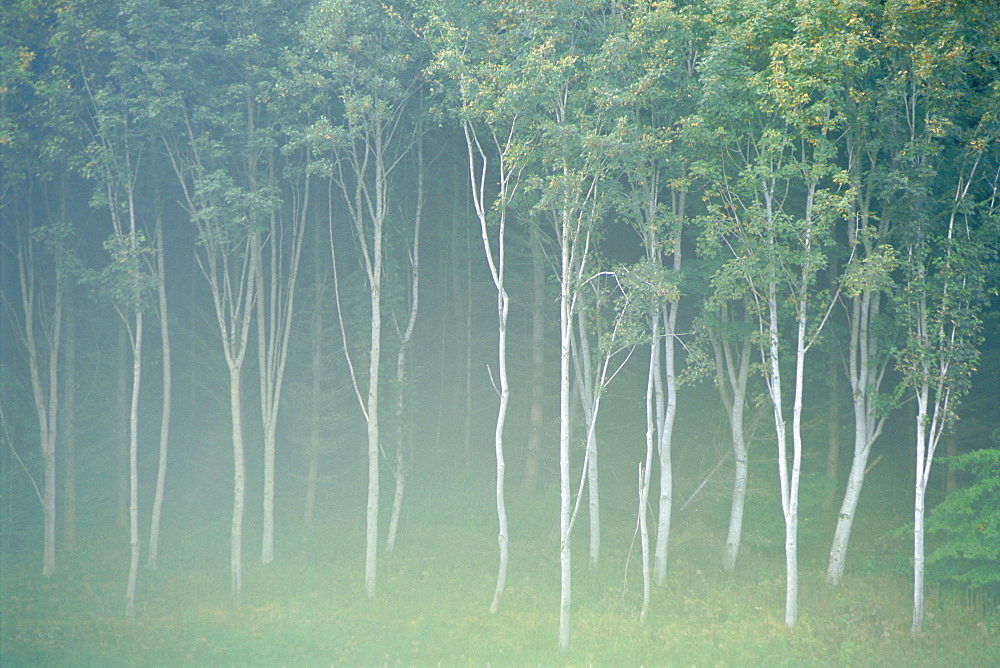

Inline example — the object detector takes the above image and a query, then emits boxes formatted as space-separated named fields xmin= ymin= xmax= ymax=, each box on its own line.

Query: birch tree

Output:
xmin=598 ymin=0 xmax=703 ymax=588
xmin=818 ymin=0 xmax=899 ymax=586
xmin=1 ymin=0 xmax=83 ymax=579
xmin=147 ymin=188 xmax=171 ymax=570
xmin=303 ymin=0 xmax=422 ymax=598
xmin=698 ymin=0 xmax=849 ymax=624
xmin=425 ymin=0 xmax=541 ymax=611
xmin=706 ymin=299 xmax=754 ymax=573
xmin=69 ymin=1 xmax=162 ymax=613
xmin=884 ymin=0 xmax=1000 ymax=632
xmin=519 ymin=3 xmax=620 ymax=644
xmin=160 ymin=35 xmax=264 ymax=598
xmin=385 ymin=126 xmax=424 ymax=555
xmin=256 ymin=108 xmax=309 ymax=567
xmin=8 ymin=194 xmax=67 ymax=579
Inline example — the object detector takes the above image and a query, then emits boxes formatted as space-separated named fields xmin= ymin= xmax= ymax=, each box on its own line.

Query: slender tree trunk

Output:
xmin=385 ymin=447 xmax=405 ymax=553
xmin=586 ymin=412 xmax=599 ymax=568
xmin=386 ymin=134 xmax=423 ymax=555
xmin=125 ymin=311 xmax=143 ymax=617
xmin=364 ymin=273 xmax=381 ymax=598
xmin=305 ymin=225 xmax=324 ymax=527
xmin=257 ymin=152 xmax=307 ymax=567
xmin=117 ymin=327 xmax=128 ymax=530
xmin=827 ymin=286 xmax=886 ymax=585
xmin=61 ymin=285 xmax=76 ymax=553
xmin=571 ymin=309 xmax=601 ymax=568
xmin=912 ymin=374 xmax=932 ymax=634
xmin=488 ymin=289 xmax=509 ymax=613
xmin=786 ymin=294 xmax=807 ymax=628
xmin=361 ymin=146 xmax=387 ymax=598
xmin=639 ymin=313 xmax=659 ymax=623
xmin=653 ymin=302 xmax=677 ymax=586
xmin=718 ymin=329 xmax=751 ymax=573
xmin=229 ymin=364 xmax=247 ymax=598
xmin=827 ymin=364 xmax=874 ymax=580
xmin=16 ymin=212 xmax=62 ymax=573
xmin=148 ymin=213 xmax=172 ymax=570
xmin=764 ymin=278 xmax=797 ymax=627
xmin=913 ymin=465 xmax=927 ymax=634
xmin=558 ymin=207 xmax=573 ymax=652
xmin=463 ymin=122 xmax=512 ymax=611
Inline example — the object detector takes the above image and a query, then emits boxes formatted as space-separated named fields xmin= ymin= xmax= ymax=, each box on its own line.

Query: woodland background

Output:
xmin=1 ymin=0 xmax=998 ymax=661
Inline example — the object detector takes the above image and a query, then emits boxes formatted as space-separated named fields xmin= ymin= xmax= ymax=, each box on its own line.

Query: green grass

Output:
xmin=2 ymin=492 xmax=998 ymax=666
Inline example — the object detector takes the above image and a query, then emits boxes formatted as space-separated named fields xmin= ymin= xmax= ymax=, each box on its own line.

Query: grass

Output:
xmin=2 ymin=487 xmax=999 ymax=666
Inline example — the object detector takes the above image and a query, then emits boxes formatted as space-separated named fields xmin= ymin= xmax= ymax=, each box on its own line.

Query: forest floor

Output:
xmin=2 ymin=479 xmax=998 ymax=666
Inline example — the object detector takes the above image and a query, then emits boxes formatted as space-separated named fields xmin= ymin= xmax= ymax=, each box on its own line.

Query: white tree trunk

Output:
xmin=61 ymin=286 xmax=76 ymax=553
xmin=558 ymin=208 xmax=573 ymax=652
xmin=364 ymin=267 xmax=382 ymax=599
xmin=719 ymin=332 xmax=751 ymax=573
xmin=571 ymin=309 xmax=600 ymax=568
xmin=464 ymin=121 xmax=511 ymax=612
xmin=17 ymin=220 xmax=62 ymax=578
xmin=258 ymin=164 xmax=308 ymax=566
xmin=385 ymin=449 xmax=405 ymax=554
xmin=763 ymin=279 xmax=797 ymax=627
xmin=586 ymin=421 xmax=599 ymax=568
xmin=305 ymin=230 xmax=324 ymax=527
xmin=826 ymin=430 xmax=870 ymax=584
xmin=148 ymin=217 xmax=171 ymax=570
xmin=786 ymin=293 xmax=807 ymax=628
xmin=639 ymin=313 xmax=659 ymax=623
xmin=653 ymin=305 xmax=677 ymax=586
xmin=125 ymin=310 xmax=143 ymax=617
xmin=827 ymin=286 xmax=887 ymax=585
xmin=912 ymin=376 xmax=932 ymax=634
xmin=229 ymin=364 xmax=246 ymax=597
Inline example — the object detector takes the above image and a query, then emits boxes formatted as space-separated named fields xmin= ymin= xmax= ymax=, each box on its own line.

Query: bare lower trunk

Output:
xmin=229 ymin=365 xmax=246 ymax=598
xmin=826 ymin=435 xmax=870 ymax=585
xmin=586 ymin=428 xmax=599 ymax=567
xmin=149 ymin=217 xmax=171 ymax=570
xmin=43 ymin=447 xmax=55 ymax=577
xmin=364 ymin=286 xmax=381 ymax=598
xmin=912 ymin=468 xmax=927 ymax=634
xmin=654 ymin=302 xmax=678 ymax=586
xmin=639 ymin=318 xmax=659 ymax=623
xmin=764 ymin=279 xmax=797 ymax=627
xmin=305 ymin=224 xmax=324 ymax=527
xmin=490 ymin=359 xmax=509 ymax=612
xmin=61 ymin=291 xmax=76 ymax=552
xmin=304 ymin=448 xmax=319 ymax=527
xmin=125 ymin=311 xmax=143 ymax=617
xmin=827 ymin=288 xmax=887 ymax=585
xmin=912 ymin=381 xmax=935 ymax=634
xmin=720 ymin=317 xmax=752 ymax=574
xmin=489 ymin=295 xmax=510 ymax=612
xmin=784 ymin=282 xmax=809 ymax=627
xmin=261 ymin=421 xmax=276 ymax=564
xmin=117 ymin=328 xmax=128 ymax=530
xmin=385 ymin=450 xmax=405 ymax=554
xmin=558 ymin=220 xmax=572 ymax=652
xmin=725 ymin=438 xmax=748 ymax=573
